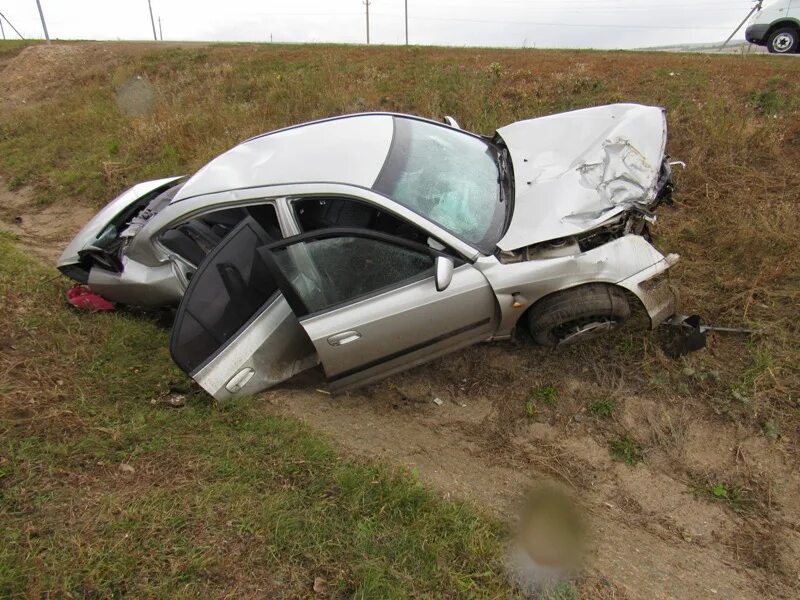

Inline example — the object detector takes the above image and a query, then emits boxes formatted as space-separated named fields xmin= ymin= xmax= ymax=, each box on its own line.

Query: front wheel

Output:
xmin=527 ymin=284 xmax=631 ymax=347
xmin=767 ymin=27 xmax=799 ymax=54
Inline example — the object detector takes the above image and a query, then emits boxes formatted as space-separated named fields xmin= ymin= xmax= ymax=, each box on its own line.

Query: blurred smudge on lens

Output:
xmin=506 ymin=484 xmax=586 ymax=598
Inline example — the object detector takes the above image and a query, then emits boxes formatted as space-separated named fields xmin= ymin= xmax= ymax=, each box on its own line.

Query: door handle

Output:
xmin=327 ymin=331 xmax=362 ymax=346
xmin=225 ymin=367 xmax=255 ymax=393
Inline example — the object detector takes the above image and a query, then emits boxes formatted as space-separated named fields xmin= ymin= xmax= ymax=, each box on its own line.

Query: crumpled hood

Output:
xmin=496 ymin=103 xmax=667 ymax=252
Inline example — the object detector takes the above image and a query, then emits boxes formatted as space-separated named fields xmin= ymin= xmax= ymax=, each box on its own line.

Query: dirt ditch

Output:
xmin=269 ymin=344 xmax=799 ymax=599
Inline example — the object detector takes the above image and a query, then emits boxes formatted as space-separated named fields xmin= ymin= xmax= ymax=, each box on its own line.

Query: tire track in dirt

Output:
xmin=266 ymin=366 xmax=787 ymax=600
xmin=0 ymin=180 xmax=94 ymax=264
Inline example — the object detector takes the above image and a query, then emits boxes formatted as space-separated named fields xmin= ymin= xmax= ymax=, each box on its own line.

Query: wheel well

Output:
xmin=767 ymin=20 xmax=800 ymax=38
xmin=516 ymin=282 xmax=648 ymax=333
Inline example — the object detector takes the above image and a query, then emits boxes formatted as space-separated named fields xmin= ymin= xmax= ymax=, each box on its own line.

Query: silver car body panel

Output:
xmin=297 ymin=263 xmax=498 ymax=393
xmin=193 ymin=295 xmax=318 ymax=401
xmin=57 ymin=176 xmax=183 ymax=267
xmin=476 ymin=234 xmax=677 ymax=337
xmin=87 ymin=257 xmax=184 ymax=307
xmin=496 ymin=104 xmax=667 ymax=251
xmin=172 ymin=115 xmax=395 ymax=203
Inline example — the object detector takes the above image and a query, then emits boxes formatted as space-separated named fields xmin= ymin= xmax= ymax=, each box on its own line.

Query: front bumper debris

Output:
xmin=660 ymin=314 xmax=761 ymax=357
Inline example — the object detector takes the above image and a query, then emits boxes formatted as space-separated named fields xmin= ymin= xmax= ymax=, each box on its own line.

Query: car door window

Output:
xmin=170 ymin=217 xmax=279 ymax=374
xmin=160 ymin=204 xmax=281 ymax=268
xmin=292 ymin=196 xmax=429 ymax=246
xmin=264 ymin=234 xmax=435 ymax=316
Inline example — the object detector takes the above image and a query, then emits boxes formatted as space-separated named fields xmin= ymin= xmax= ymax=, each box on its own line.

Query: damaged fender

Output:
xmin=478 ymin=235 xmax=679 ymax=336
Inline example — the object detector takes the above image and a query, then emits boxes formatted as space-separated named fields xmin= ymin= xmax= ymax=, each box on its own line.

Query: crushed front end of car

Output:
xmin=57 ymin=176 xmax=186 ymax=307
xmin=491 ymin=104 xmax=680 ymax=332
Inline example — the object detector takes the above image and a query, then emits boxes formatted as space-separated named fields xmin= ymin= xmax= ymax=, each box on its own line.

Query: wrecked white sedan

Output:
xmin=58 ymin=104 xmax=679 ymax=399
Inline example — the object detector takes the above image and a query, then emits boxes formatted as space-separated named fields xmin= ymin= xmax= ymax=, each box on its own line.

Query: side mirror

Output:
xmin=435 ymin=256 xmax=454 ymax=292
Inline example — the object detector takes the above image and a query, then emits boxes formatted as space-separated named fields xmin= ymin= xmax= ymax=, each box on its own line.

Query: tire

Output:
xmin=526 ymin=284 xmax=631 ymax=347
xmin=767 ymin=27 xmax=799 ymax=54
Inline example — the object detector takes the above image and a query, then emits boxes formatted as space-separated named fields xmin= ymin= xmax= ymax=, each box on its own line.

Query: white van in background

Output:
xmin=746 ymin=1 xmax=800 ymax=53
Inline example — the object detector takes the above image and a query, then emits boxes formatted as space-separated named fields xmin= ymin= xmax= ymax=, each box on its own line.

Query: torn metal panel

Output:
xmin=57 ymin=176 xmax=183 ymax=267
xmin=496 ymin=104 xmax=667 ymax=251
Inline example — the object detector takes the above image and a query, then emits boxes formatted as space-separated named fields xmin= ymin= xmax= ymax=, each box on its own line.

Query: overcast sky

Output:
xmin=1 ymin=0 xmax=759 ymax=49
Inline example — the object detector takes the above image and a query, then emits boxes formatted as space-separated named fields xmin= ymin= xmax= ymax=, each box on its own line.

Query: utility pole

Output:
xmin=0 ymin=16 xmax=5 ymax=40
xmin=158 ymin=16 xmax=163 ymax=40
xmin=147 ymin=0 xmax=157 ymax=41
xmin=0 ymin=10 xmax=24 ymax=39
xmin=364 ymin=0 xmax=371 ymax=45
xmin=404 ymin=0 xmax=408 ymax=45
xmin=35 ymin=0 xmax=50 ymax=42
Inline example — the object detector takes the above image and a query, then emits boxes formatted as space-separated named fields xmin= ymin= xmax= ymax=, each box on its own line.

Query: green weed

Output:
xmin=609 ymin=435 xmax=643 ymax=466
xmin=533 ymin=384 xmax=558 ymax=406
xmin=589 ymin=399 xmax=615 ymax=418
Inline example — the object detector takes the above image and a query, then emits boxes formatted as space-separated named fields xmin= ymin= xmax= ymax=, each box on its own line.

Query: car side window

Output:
xmin=265 ymin=235 xmax=434 ymax=315
xmin=292 ymin=196 xmax=429 ymax=246
xmin=160 ymin=204 xmax=281 ymax=268
xmin=170 ymin=218 xmax=279 ymax=374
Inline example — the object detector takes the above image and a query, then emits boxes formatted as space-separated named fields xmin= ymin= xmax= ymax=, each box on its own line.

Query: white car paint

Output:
xmin=751 ymin=0 xmax=799 ymax=28
xmin=746 ymin=1 xmax=800 ymax=52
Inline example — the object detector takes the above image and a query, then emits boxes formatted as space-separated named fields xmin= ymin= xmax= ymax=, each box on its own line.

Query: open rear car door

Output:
xmin=171 ymin=224 xmax=499 ymax=398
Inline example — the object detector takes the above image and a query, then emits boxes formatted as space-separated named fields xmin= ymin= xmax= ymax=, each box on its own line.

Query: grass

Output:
xmin=524 ymin=385 xmax=557 ymax=419
xmin=608 ymin=435 xmax=643 ymax=466
xmin=709 ymin=482 xmax=743 ymax=503
xmin=689 ymin=476 xmax=755 ymax=515
xmin=542 ymin=581 xmax=579 ymax=600
xmin=2 ymin=38 xmax=800 ymax=596
xmin=533 ymin=385 xmax=558 ymax=406
xmin=0 ymin=40 xmax=32 ymax=59
xmin=0 ymin=233 xmax=516 ymax=597
xmin=588 ymin=399 xmax=615 ymax=418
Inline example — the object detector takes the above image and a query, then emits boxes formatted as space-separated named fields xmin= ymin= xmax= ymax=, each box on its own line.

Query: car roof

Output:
xmin=172 ymin=113 xmax=401 ymax=203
